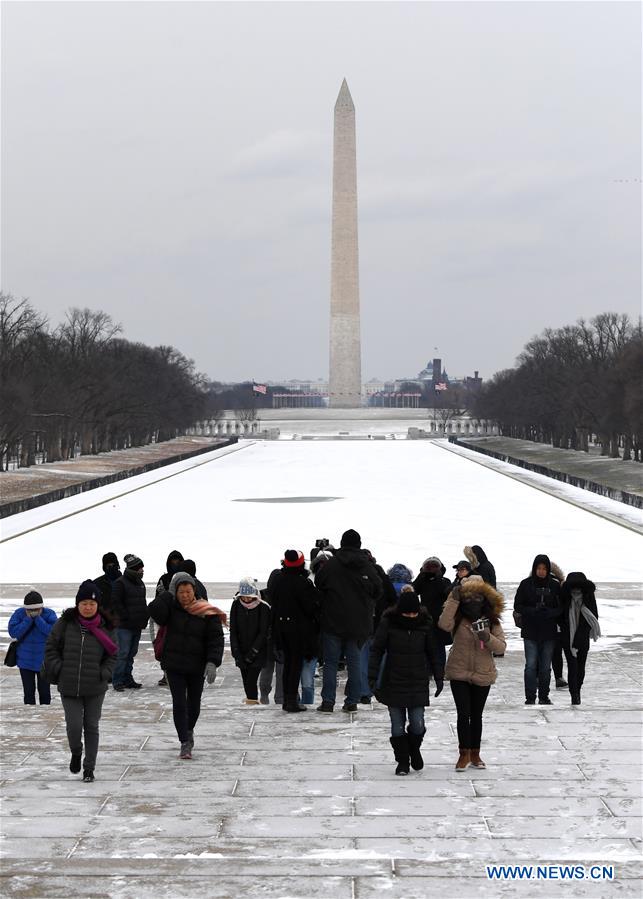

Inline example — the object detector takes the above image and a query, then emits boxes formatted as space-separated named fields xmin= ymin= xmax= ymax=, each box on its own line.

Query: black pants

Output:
xmin=20 ymin=668 xmax=51 ymax=705
xmin=240 ymin=666 xmax=262 ymax=700
xmin=166 ymin=670 xmax=204 ymax=743
xmin=552 ymin=636 xmax=565 ymax=680
xmin=450 ymin=680 xmax=490 ymax=750
xmin=61 ymin=693 xmax=105 ymax=770
xmin=562 ymin=646 xmax=589 ymax=697
xmin=280 ymin=632 xmax=304 ymax=703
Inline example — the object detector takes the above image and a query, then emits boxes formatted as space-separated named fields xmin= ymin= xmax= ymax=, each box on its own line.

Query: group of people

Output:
xmin=7 ymin=535 xmax=600 ymax=780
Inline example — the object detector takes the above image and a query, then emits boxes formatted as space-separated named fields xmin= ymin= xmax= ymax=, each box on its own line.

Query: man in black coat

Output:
xmin=93 ymin=552 xmax=121 ymax=615
xmin=513 ymin=554 xmax=562 ymax=705
xmin=111 ymin=554 xmax=149 ymax=691
xmin=314 ymin=529 xmax=382 ymax=713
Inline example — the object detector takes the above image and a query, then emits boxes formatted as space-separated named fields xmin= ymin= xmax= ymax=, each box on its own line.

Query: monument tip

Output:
xmin=335 ymin=78 xmax=354 ymax=111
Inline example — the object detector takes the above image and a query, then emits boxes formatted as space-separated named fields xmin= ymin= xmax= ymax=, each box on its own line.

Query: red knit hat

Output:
xmin=283 ymin=550 xmax=305 ymax=568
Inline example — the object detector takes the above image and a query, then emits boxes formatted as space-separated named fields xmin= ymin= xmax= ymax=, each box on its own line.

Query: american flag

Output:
xmin=252 ymin=383 xmax=267 ymax=395
xmin=435 ymin=382 xmax=448 ymax=391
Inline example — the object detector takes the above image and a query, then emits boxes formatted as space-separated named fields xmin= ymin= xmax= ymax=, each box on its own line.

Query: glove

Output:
xmin=434 ymin=679 xmax=444 ymax=697
xmin=244 ymin=647 xmax=259 ymax=665
xmin=479 ymin=628 xmax=491 ymax=644
xmin=205 ymin=662 xmax=217 ymax=685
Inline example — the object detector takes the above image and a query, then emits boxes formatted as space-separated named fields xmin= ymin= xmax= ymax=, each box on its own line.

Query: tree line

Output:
xmin=472 ymin=313 xmax=643 ymax=461
xmin=0 ymin=294 xmax=207 ymax=470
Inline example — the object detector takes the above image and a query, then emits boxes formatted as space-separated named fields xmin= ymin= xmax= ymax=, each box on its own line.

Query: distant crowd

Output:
xmin=8 ymin=534 xmax=600 ymax=781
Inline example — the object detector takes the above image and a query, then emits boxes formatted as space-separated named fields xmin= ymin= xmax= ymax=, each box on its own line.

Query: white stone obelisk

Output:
xmin=329 ymin=79 xmax=362 ymax=408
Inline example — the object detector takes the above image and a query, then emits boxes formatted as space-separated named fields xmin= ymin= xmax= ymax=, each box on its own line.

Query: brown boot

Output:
xmin=455 ymin=748 xmax=470 ymax=771
xmin=469 ymin=749 xmax=486 ymax=769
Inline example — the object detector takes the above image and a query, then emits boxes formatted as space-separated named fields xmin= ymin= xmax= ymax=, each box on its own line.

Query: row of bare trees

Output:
xmin=0 ymin=294 xmax=207 ymax=470
xmin=472 ymin=313 xmax=643 ymax=461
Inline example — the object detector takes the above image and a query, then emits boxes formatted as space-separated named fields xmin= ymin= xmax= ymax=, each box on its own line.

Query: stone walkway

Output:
xmin=458 ymin=437 xmax=643 ymax=501
xmin=1 ymin=608 xmax=641 ymax=897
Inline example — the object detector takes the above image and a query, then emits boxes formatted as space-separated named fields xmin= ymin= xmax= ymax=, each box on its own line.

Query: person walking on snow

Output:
xmin=439 ymin=578 xmax=506 ymax=771
xmin=148 ymin=572 xmax=224 ymax=759
xmin=230 ymin=578 xmax=271 ymax=705
xmin=559 ymin=572 xmax=600 ymax=705
xmin=111 ymin=554 xmax=148 ymax=692
xmin=8 ymin=591 xmax=57 ymax=705
xmin=413 ymin=556 xmax=452 ymax=672
xmin=42 ymin=580 xmax=117 ymax=782
xmin=368 ymin=590 xmax=443 ymax=776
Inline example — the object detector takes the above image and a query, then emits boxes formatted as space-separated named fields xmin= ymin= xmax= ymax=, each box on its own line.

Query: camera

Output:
xmin=315 ymin=538 xmax=330 ymax=549
xmin=472 ymin=618 xmax=490 ymax=633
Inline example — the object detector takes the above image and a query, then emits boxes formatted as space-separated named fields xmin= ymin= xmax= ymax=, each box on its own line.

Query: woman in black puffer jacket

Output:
xmin=148 ymin=572 xmax=225 ymax=759
xmin=43 ymin=580 xmax=117 ymax=783
xmin=368 ymin=590 xmax=444 ymax=776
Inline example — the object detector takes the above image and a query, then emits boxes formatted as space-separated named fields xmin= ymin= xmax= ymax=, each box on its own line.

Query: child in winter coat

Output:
xmin=229 ymin=578 xmax=271 ymax=705
xmin=43 ymin=580 xmax=117 ymax=782
xmin=368 ymin=590 xmax=444 ymax=776
xmin=8 ymin=591 xmax=57 ymax=705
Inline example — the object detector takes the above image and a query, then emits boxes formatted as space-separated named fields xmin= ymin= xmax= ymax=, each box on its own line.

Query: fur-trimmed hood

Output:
xmin=453 ymin=579 xmax=504 ymax=618
xmin=464 ymin=546 xmax=479 ymax=568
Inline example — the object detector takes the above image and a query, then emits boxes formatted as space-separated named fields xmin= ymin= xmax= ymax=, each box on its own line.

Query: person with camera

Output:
xmin=513 ymin=555 xmax=563 ymax=706
xmin=368 ymin=588 xmax=443 ymax=775
xmin=438 ymin=577 xmax=506 ymax=770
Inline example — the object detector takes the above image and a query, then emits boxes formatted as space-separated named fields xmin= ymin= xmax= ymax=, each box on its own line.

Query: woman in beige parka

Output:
xmin=438 ymin=577 xmax=506 ymax=771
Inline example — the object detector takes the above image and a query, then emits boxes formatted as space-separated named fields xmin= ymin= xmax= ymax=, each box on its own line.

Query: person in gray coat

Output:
xmin=43 ymin=580 xmax=117 ymax=782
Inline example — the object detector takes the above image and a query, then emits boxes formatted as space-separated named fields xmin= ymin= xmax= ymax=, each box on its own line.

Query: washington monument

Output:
xmin=329 ymin=79 xmax=362 ymax=408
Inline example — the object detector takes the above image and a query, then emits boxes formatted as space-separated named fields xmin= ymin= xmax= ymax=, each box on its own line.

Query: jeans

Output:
xmin=240 ymin=666 xmax=262 ymax=701
xmin=300 ymin=658 xmax=317 ymax=704
xmin=259 ymin=640 xmax=283 ymax=704
xmin=563 ymin=646 xmax=589 ymax=697
xmin=449 ymin=680 xmax=490 ymax=750
xmin=321 ymin=633 xmax=361 ymax=706
xmin=523 ymin=638 xmax=556 ymax=700
xmin=359 ymin=639 xmax=372 ymax=699
xmin=166 ymin=670 xmax=204 ymax=743
xmin=113 ymin=628 xmax=141 ymax=687
xmin=388 ymin=706 xmax=425 ymax=737
xmin=61 ymin=693 xmax=105 ymax=769
xmin=19 ymin=668 xmax=51 ymax=705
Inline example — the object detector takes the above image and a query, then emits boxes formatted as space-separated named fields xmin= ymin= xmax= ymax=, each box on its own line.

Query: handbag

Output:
xmin=153 ymin=625 xmax=167 ymax=661
xmin=4 ymin=641 xmax=18 ymax=667
xmin=375 ymin=650 xmax=388 ymax=690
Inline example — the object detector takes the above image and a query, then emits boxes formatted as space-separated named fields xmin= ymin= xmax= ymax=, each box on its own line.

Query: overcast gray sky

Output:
xmin=1 ymin=1 xmax=640 ymax=382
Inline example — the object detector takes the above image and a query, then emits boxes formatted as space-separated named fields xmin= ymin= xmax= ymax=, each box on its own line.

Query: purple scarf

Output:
xmin=79 ymin=613 xmax=118 ymax=657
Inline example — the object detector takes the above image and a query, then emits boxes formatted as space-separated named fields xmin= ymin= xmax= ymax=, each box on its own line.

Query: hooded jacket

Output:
xmin=412 ymin=558 xmax=453 ymax=646
xmin=147 ymin=577 xmax=224 ymax=676
xmin=387 ymin=563 xmax=413 ymax=597
xmin=155 ymin=550 xmax=185 ymax=596
xmin=559 ymin=573 xmax=599 ymax=652
xmin=315 ymin=547 xmax=382 ymax=643
xmin=513 ymin=555 xmax=562 ymax=642
xmin=438 ymin=580 xmax=506 ymax=686
xmin=8 ymin=607 xmax=58 ymax=672
xmin=229 ymin=596 xmax=272 ymax=668
xmin=43 ymin=608 xmax=116 ymax=697
xmin=464 ymin=545 xmax=497 ymax=588
xmin=111 ymin=568 xmax=149 ymax=631
xmin=368 ymin=606 xmax=443 ymax=708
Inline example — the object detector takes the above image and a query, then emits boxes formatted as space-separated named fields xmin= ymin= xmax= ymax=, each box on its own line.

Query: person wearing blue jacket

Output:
xmin=8 ymin=591 xmax=57 ymax=705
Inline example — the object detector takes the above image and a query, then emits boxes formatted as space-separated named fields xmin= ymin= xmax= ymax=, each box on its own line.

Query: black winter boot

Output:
xmin=390 ymin=735 xmax=410 ymax=776
xmin=69 ymin=752 xmax=82 ymax=774
xmin=407 ymin=729 xmax=426 ymax=771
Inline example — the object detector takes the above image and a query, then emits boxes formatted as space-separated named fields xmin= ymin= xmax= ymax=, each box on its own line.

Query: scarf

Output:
xmin=183 ymin=599 xmax=228 ymax=626
xmin=568 ymin=590 xmax=601 ymax=657
xmin=238 ymin=596 xmax=261 ymax=610
xmin=79 ymin=614 xmax=118 ymax=657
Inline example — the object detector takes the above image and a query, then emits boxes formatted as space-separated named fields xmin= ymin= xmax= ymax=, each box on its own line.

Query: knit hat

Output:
xmin=75 ymin=580 xmax=101 ymax=604
xmin=398 ymin=591 xmax=420 ymax=614
xmin=102 ymin=552 xmax=119 ymax=569
xmin=453 ymin=560 xmax=473 ymax=572
xmin=23 ymin=590 xmax=44 ymax=609
xmin=123 ymin=554 xmax=144 ymax=571
xmin=340 ymin=529 xmax=361 ymax=549
xmin=237 ymin=577 xmax=260 ymax=597
xmin=424 ymin=556 xmax=442 ymax=570
xmin=169 ymin=572 xmax=196 ymax=596
xmin=283 ymin=550 xmax=305 ymax=568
